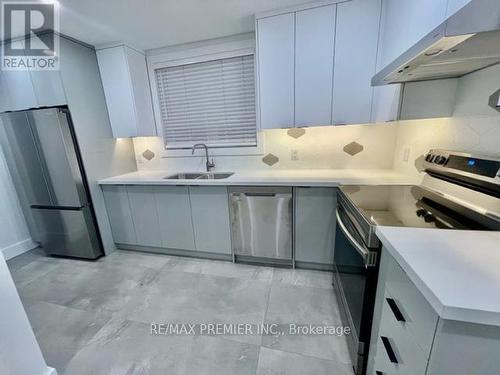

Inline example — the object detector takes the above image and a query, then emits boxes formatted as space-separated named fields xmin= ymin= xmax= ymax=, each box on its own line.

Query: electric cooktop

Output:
xmin=339 ymin=184 xmax=499 ymax=230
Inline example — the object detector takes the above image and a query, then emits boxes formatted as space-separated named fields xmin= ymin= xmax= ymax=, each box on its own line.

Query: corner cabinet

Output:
xmin=256 ymin=0 xmax=382 ymax=128
xmin=96 ymin=45 xmax=157 ymax=138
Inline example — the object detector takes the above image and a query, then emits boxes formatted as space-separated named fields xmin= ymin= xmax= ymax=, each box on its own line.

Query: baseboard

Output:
xmin=116 ymin=243 xmax=233 ymax=262
xmin=294 ymin=261 xmax=333 ymax=271
xmin=1 ymin=238 xmax=39 ymax=261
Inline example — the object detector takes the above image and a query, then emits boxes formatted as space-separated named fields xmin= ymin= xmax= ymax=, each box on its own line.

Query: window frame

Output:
xmin=147 ymin=33 xmax=264 ymax=157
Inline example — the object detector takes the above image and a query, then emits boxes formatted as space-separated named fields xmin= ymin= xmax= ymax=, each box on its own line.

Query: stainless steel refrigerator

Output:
xmin=0 ymin=107 xmax=103 ymax=259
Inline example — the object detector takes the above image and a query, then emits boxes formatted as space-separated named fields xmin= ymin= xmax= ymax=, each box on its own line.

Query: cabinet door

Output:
xmin=102 ymin=185 xmax=136 ymax=245
xmin=127 ymin=185 xmax=162 ymax=247
xmin=333 ymin=0 xmax=380 ymax=125
xmin=295 ymin=187 xmax=336 ymax=265
xmin=30 ymin=70 xmax=67 ymax=107
xmin=2 ymin=42 xmax=37 ymax=111
xmin=257 ymin=13 xmax=295 ymax=129
xmin=126 ymin=47 xmax=157 ymax=137
xmin=189 ymin=186 xmax=231 ymax=254
xmin=0 ymin=70 xmax=12 ymax=112
xmin=153 ymin=186 xmax=195 ymax=251
xmin=97 ymin=46 xmax=137 ymax=138
xmin=97 ymin=46 xmax=156 ymax=138
xmin=295 ymin=5 xmax=336 ymax=126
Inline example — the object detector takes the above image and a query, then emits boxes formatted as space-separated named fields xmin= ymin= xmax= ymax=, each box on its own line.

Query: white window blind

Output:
xmin=155 ymin=54 xmax=257 ymax=149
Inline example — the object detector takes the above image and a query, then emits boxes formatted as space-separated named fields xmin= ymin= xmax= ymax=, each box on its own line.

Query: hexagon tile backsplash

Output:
xmin=132 ymin=116 xmax=499 ymax=173
xmin=392 ymin=116 xmax=500 ymax=179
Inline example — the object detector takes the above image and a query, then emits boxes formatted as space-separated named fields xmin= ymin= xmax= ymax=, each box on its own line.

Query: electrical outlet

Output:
xmin=291 ymin=149 xmax=299 ymax=161
xmin=403 ymin=146 xmax=412 ymax=162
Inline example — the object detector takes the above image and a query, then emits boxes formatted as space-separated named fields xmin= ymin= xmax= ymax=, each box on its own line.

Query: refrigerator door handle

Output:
xmin=30 ymin=204 xmax=85 ymax=211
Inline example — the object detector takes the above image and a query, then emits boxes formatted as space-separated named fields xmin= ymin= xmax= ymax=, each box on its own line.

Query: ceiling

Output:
xmin=33 ymin=0 xmax=312 ymax=51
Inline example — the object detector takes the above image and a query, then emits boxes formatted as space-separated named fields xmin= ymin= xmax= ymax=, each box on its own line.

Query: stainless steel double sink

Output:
xmin=163 ymin=172 xmax=234 ymax=180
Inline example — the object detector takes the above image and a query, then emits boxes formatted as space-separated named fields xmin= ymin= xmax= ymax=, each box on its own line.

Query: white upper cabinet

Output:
xmin=295 ymin=5 xmax=336 ymax=126
xmin=0 ymin=40 xmax=67 ymax=112
xmin=96 ymin=45 xmax=157 ymax=138
xmin=333 ymin=0 xmax=381 ymax=125
xmin=1 ymin=41 xmax=38 ymax=112
xmin=257 ymin=5 xmax=337 ymax=129
xmin=256 ymin=1 xmax=386 ymax=127
xmin=257 ymin=13 xmax=295 ymax=129
xmin=29 ymin=70 xmax=66 ymax=108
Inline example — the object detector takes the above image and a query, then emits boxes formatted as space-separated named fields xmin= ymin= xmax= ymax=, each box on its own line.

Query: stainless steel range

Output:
xmin=333 ymin=150 xmax=500 ymax=375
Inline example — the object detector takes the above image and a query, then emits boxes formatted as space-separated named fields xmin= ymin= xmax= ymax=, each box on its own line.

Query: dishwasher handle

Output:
xmin=243 ymin=192 xmax=276 ymax=197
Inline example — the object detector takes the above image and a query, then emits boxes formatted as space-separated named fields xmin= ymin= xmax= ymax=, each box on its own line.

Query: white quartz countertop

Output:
xmin=376 ymin=226 xmax=500 ymax=326
xmin=98 ymin=169 xmax=418 ymax=186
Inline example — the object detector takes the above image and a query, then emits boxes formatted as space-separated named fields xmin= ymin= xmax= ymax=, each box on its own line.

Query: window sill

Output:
xmin=160 ymin=133 xmax=265 ymax=158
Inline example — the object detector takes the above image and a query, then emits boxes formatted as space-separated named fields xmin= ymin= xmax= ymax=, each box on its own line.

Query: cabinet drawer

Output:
xmin=373 ymin=290 xmax=429 ymax=375
xmin=385 ymin=261 xmax=438 ymax=354
xmin=372 ymin=336 xmax=428 ymax=375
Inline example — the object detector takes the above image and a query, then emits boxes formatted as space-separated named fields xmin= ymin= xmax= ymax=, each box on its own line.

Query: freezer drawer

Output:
xmin=31 ymin=206 xmax=102 ymax=259
xmin=229 ymin=187 xmax=292 ymax=262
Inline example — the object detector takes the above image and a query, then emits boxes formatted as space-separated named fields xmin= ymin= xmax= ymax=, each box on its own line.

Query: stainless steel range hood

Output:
xmin=372 ymin=0 xmax=500 ymax=86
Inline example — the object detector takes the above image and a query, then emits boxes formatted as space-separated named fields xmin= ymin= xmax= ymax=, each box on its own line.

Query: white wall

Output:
xmin=0 ymin=253 xmax=56 ymax=375
xmin=0 ymin=144 xmax=37 ymax=260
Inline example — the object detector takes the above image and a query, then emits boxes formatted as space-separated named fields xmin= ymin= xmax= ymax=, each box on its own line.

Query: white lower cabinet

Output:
xmin=369 ymin=247 xmax=500 ymax=375
xmin=126 ymin=186 xmax=162 ymax=247
xmin=101 ymin=185 xmax=137 ymax=245
xmin=102 ymin=184 xmax=231 ymax=255
xmin=369 ymin=248 xmax=437 ymax=375
xmin=153 ymin=186 xmax=195 ymax=251
xmin=294 ymin=187 xmax=336 ymax=267
xmin=189 ymin=186 xmax=231 ymax=254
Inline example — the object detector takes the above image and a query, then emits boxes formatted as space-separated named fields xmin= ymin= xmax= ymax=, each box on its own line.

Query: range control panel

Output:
xmin=424 ymin=150 xmax=500 ymax=179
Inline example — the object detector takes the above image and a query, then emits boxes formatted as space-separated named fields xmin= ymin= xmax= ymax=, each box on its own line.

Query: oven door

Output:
xmin=333 ymin=204 xmax=379 ymax=375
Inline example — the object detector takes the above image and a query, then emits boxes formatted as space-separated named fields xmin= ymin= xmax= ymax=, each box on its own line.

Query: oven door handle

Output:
xmin=336 ymin=209 xmax=377 ymax=268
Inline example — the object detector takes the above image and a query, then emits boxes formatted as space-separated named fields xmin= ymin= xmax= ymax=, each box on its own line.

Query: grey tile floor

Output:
xmin=8 ymin=249 xmax=354 ymax=375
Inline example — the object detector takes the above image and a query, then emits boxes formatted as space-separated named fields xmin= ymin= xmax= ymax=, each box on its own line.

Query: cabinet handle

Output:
xmin=386 ymin=298 xmax=406 ymax=322
xmin=376 ymin=372 xmax=385 ymax=375
xmin=381 ymin=336 xmax=398 ymax=364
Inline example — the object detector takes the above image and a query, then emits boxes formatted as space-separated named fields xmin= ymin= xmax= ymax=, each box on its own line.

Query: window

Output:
xmin=154 ymin=54 xmax=257 ymax=149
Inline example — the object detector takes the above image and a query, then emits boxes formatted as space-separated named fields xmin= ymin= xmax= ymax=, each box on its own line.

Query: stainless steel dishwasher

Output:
xmin=229 ymin=187 xmax=293 ymax=266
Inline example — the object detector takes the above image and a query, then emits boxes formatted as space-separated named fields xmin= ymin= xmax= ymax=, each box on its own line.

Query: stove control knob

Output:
xmin=425 ymin=154 xmax=433 ymax=162
xmin=416 ymin=209 xmax=426 ymax=217
xmin=424 ymin=213 xmax=435 ymax=222
xmin=435 ymin=156 xmax=447 ymax=165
